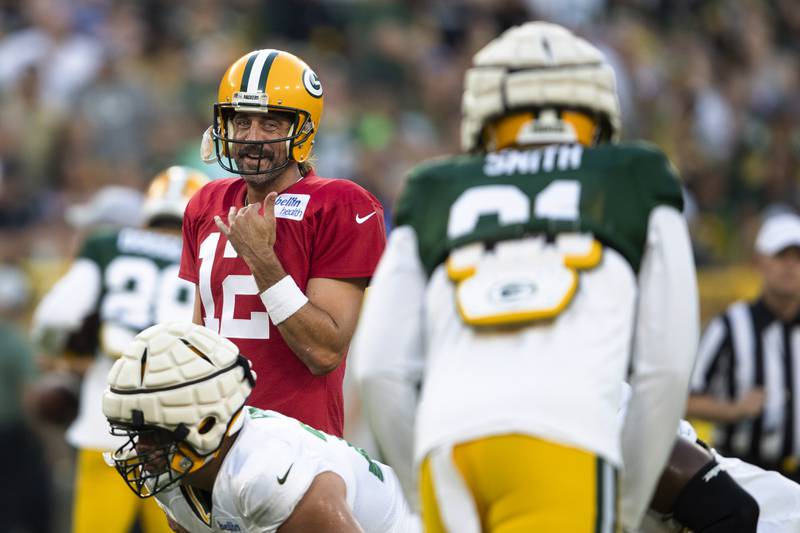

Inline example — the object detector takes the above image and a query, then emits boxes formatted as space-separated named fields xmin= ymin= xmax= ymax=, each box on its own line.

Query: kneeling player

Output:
xmin=102 ymin=322 xmax=419 ymax=533
xmin=642 ymin=420 xmax=800 ymax=533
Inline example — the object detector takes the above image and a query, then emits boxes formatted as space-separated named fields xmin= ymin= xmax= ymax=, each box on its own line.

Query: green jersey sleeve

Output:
xmin=632 ymin=144 xmax=684 ymax=212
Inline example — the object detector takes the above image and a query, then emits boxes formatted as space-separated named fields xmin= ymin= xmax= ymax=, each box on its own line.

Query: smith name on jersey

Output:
xmin=399 ymin=142 xmax=682 ymax=277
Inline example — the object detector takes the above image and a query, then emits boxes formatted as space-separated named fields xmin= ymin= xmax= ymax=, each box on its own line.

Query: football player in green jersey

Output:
xmin=32 ymin=167 xmax=208 ymax=533
xmin=354 ymin=22 xmax=699 ymax=533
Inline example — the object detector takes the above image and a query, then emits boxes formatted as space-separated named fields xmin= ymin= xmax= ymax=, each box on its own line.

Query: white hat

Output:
xmin=65 ymin=186 xmax=144 ymax=228
xmin=755 ymin=213 xmax=800 ymax=256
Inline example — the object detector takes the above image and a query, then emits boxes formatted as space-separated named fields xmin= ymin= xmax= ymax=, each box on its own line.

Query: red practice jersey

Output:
xmin=180 ymin=171 xmax=386 ymax=436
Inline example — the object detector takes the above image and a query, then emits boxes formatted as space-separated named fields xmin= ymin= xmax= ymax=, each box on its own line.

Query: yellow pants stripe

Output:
xmin=72 ymin=449 xmax=173 ymax=533
xmin=420 ymin=434 xmax=619 ymax=533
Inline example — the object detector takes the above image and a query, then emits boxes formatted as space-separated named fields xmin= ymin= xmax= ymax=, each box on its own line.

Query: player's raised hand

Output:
xmin=214 ymin=192 xmax=278 ymax=261
xmin=214 ymin=192 xmax=285 ymax=289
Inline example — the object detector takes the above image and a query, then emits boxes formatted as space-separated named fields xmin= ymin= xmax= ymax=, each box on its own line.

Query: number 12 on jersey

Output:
xmin=446 ymin=180 xmax=602 ymax=326
xmin=198 ymin=232 xmax=271 ymax=340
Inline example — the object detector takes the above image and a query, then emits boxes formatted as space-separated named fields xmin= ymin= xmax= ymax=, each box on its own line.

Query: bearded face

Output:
xmin=230 ymin=111 xmax=294 ymax=183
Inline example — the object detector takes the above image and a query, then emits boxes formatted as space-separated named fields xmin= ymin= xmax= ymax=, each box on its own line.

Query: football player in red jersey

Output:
xmin=181 ymin=49 xmax=386 ymax=437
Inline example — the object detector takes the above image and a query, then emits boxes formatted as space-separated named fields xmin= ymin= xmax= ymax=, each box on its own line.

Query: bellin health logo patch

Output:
xmin=274 ymin=194 xmax=310 ymax=221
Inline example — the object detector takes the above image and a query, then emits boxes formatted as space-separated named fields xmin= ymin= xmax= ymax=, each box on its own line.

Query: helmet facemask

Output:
xmin=107 ymin=422 xmax=193 ymax=498
xmin=208 ymin=50 xmax=323 ymax=176
xmin=107 ymin=398 xmax=249 ymax=498
xmin=102 ymin=322 xmax=257 ymax=499
xmin=212 ymin=103 xmax=315 ymax=178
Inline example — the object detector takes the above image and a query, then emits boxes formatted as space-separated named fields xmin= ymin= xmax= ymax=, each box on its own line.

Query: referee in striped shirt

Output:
xmin=688 ymin=212 xmax=800 ymax=480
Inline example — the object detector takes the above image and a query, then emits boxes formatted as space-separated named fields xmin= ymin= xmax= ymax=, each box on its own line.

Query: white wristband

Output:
xmin=260 ymin=275 xmax=309 ymax=325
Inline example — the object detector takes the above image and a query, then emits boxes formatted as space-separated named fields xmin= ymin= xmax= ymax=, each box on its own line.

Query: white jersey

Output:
xmin=640 ymin=421 xmax=800 ymax=533
xmin=155 ymin=408 xmax=419 ymax=533
xmin=416 ymin=244 xmax=637 ymax=465
xmin=354 ymin=206 xmax=698 ymax=527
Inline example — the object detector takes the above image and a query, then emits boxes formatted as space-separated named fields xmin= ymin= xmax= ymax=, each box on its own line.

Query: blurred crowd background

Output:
xmin=0 ymin=0 xmax=798 ymax=530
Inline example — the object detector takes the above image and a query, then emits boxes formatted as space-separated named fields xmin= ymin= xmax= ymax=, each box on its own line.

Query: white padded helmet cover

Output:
xmin=103 ymin=322 xmax=253 ymax=456
xmin=461 ymin=22 xmax=621 ymax=151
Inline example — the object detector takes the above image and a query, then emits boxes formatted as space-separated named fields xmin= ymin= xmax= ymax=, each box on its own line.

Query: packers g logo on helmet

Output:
xmin=303 ymin=69 xmax=323 ymax=98
xmin=208 ymin=49 xmax=324 ymax=175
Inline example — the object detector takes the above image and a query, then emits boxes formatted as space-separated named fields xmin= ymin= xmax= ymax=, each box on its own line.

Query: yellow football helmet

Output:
xmin=142 ymin=166 xmax=209 ymax=227
xmin=211 ymin=49 xmax=324 ymax=175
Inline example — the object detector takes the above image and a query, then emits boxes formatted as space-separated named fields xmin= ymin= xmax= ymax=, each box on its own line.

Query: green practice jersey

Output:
xmin=396 ymin=142 xmax=683 ymax=277
xmin=78 ymin=226 xmax=191 ymax=332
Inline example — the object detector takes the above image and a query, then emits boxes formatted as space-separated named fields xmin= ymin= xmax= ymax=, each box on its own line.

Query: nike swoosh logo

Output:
xmin=277 ymin=463 xmax=293 ymax=485
xmin=355 ymin=212 xmax=376 ymax=224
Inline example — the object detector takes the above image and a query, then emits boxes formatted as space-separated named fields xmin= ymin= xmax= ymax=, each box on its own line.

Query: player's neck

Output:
xmin=182 ymin=433 xmax=239 ymax=492
xmin=244 ymin=164 xmax=303 ymax=205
